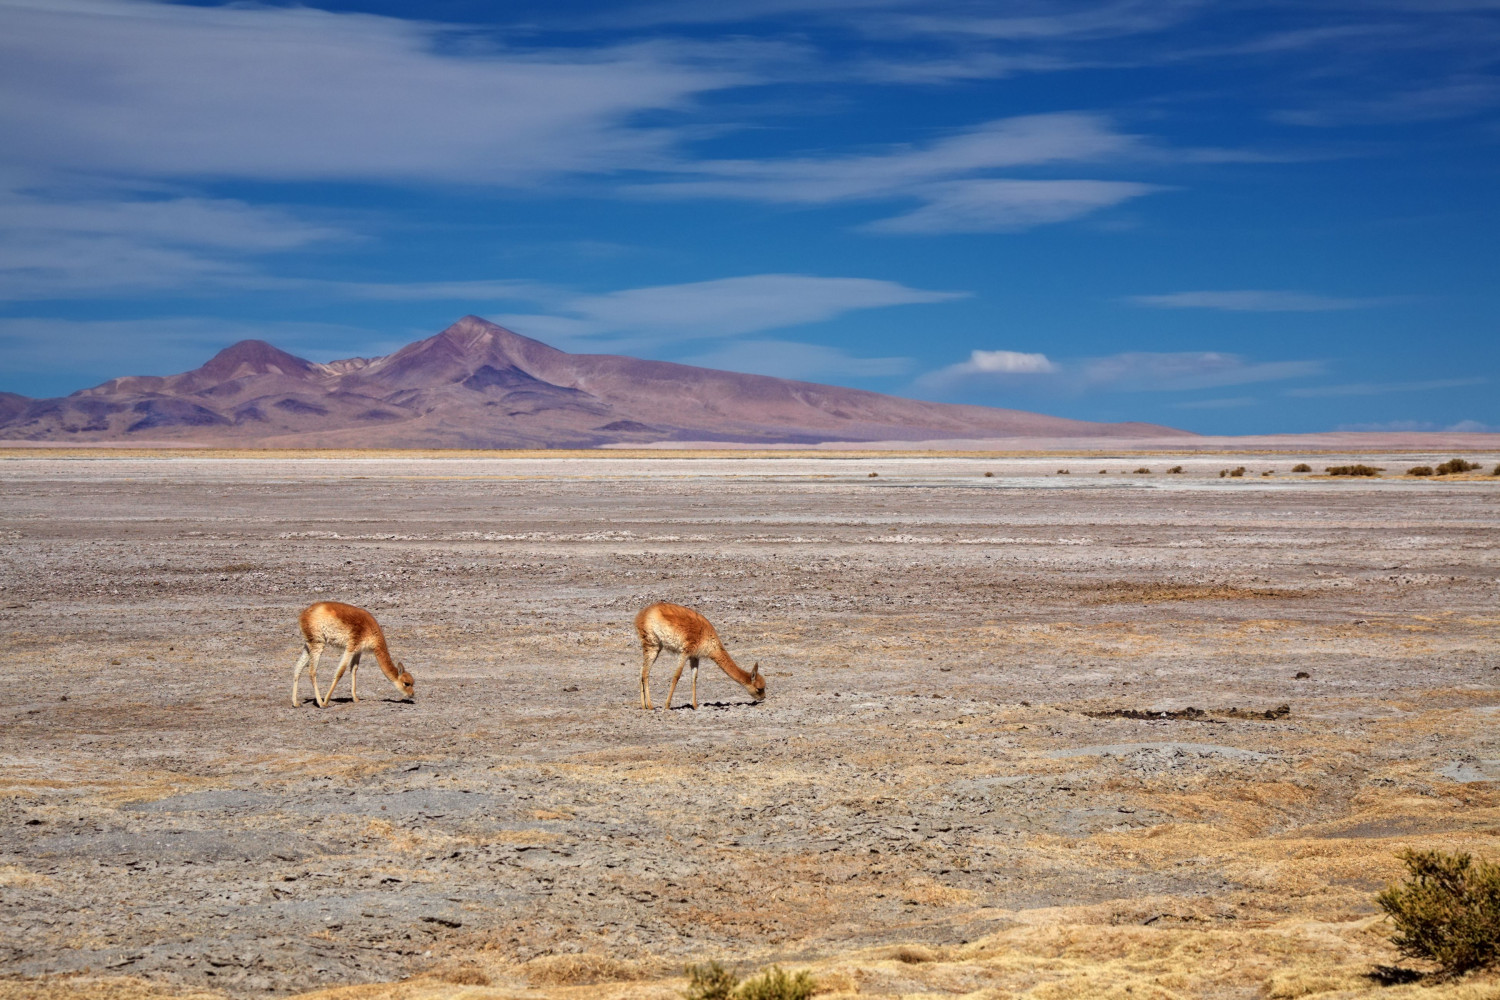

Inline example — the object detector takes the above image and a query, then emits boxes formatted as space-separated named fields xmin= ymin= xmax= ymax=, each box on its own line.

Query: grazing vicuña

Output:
xmin=634 ymin=602 xmax=764 ymax=710
xmin=291 ymin=601 xmax=415 ymax=707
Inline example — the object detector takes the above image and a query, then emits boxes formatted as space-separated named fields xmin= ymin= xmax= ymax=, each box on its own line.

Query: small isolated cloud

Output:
xmin=919 ymin=348 xmax=1322 ymax=393
xmin=1126 ymin=290 xmax=1400 ymax=312
xmin=493 ymin=273 xmax=966 ymax=344
xmin=683 ymin=339 xmax=911 ymax=379
xmin=1285 ymin=377 xmax=1486 ymax=397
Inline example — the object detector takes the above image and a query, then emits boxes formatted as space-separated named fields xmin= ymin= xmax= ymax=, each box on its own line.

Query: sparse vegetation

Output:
xmin=1326 ymin=465 xmax=1382 ymax=477
xmin=1056 ymin=468 xmax=1069 ymax=474
xmin=1134 ymin=467 xmax=1151 ymax=474
xmin=1261 ymin=470 xmax=1273 ymax=477
xmin=1098 ymin=469 xmax=1107 ymax=474
xmin=1493 ymin=463 xmax=1500 ymax=476
xmin=1228 ymin=466 xmax=1246 ymax=477
xmin=1436 ymin=458 xmax=1482 ymax=475
xmin=983 ymin=471 xmax=994 ymax=477
xmin=1292 ymin=463 xmax=1312 ymax=472
xmin=1408 ymin=466 xmax=1434 ymax=477
xmin=684 ymin=963 xmax=816 ymax=1000
xmin=867 ymin=471 xmax=878 ymax=478
xmin=1167 ymin=465 xmax=1183 ymax=473
xmin=684 ymin=962 xmax=740 ymax=1000
xmin=1377 ymin=848 xmax=1500 ymax=978
xmin=736 ymin=967 xmax=817 ymax=1000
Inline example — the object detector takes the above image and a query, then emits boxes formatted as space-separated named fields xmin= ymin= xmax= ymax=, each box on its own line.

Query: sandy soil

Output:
xmin=2 ymin=453 xmax=1499 ymax=1000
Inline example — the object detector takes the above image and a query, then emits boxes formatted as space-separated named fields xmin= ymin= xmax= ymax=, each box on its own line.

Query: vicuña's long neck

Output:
xmin=710 ymin=648 xmax=754 ymax=686
xmin=372 ymin=638 xmax=401 ymax=681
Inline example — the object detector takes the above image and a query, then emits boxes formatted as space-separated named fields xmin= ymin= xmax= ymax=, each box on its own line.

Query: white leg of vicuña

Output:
xmin=320 ymin=648 xmax=357 ymax=708
xmin=291 ymin=646 xmax=311 ymax=707
xmin=665 ymin=651 xmax=690 ymax=710
xmin=307 ymin=641 xmax=325 ymax=706
xmin=690 ymin=657 xmax=699 ymax=709
xmin=640 ymin=644 xmax=660 ymax=710
xmin=349 ymin=651 xmax=362 ymax=702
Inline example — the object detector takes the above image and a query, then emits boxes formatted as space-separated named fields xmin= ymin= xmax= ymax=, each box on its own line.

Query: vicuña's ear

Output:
xmin=751 ymin=662 xmax=760 ymax=676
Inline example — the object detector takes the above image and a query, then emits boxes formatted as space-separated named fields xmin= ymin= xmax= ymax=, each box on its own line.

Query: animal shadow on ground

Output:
xmin=672 ymin=699 xmax=764 ymax=710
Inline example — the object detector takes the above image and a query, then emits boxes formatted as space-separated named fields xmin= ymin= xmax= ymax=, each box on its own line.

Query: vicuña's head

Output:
xmin=746 ymin=663 xmax=766 ymax=701
xmin=394 ymin=662 xmax=415 ymax=700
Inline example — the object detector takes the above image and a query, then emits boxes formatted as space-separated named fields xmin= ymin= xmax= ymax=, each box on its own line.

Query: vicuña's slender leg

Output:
xmin=690 ymin=656 xmax=700 ymax=709
xmin=349 ymin=651 xmax=362 ymax=702
xmin=320 ymin=648 xmax=357 ymax=708
xmin=640 ymin=643 xmax=661 ymax=709
xmin=307 ymin=641 xmax=326 ymax=706
xmin=665 ymin=652 xmax=690 ymax=710
xmin=292 ymin=646 xmax=312 ymax=707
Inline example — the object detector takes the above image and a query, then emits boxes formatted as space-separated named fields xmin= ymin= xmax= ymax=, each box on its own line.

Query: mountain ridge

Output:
xmin=0 ymin=316 xmax=1192 ymax=447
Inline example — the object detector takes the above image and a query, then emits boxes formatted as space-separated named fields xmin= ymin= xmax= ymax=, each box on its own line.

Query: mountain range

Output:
xmin=0 ymin=316 xmax=1189 ymax=447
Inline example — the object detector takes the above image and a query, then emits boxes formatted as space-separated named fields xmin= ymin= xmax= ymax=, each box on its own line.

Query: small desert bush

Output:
xmin=1292 ymin=463 xmax=1312 ymax=472
xmin=1377 ymin=848 xmax=1500 ymax=978
xmin=1056 ymin=468 xmax=1069 ymax=474
xmin=737 ymin=967 xmax=817 ymax=1000
xmin=983 ymin=471 xmax=994 ymax=477
xmin=1326 ymin=464 xmax=1382 ymax=477
xmin=684 ymin=962 xmax=816 ymax=1000
xmin=1493 ymin=463 xmax=1500 ymax=476
xmin=1134 ymin=467 xmax=1151 ymax=474
xmin=1408 ymin=466 xmax=1434 ymax=477
xmin=1167 ymin=465 xmax=1183 ymax=473
xmin=684 ymin=962 xmax=740 ymax=1000
xmin=1436 ymin=458 xmax=1482 ymax=475
xmin=1229 ymin=466 xmax=1246 ymax=477
xmin=526 ymin=953 xmax=647 ymax=986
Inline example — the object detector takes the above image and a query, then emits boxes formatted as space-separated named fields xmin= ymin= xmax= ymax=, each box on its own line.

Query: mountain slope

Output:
xmin=0 ymin=316 xmax=1192 ymax=446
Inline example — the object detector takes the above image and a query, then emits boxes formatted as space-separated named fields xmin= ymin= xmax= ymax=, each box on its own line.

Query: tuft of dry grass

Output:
xmin=1326 ymin=464 xmax=1383 ymax=477
xmin=521 ymin=952 xmax=651 ymax=986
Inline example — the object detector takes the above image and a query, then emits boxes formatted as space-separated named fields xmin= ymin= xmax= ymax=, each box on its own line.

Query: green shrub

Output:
xmin=1167 ymin=466 xmax=1183 ymax=474
xmin=684 ymin=962 xmax=740 ymax=1000
xmin=683 ymin=963 xmax=817 ymax=1000
xmin=1292 ymin=463 xmax=1312 ymax=472
xmin=1326 ymin=464 xmax=1382 ymax=477
xmin=736 ymin=967 xmax=817 ymax=1000
xmin=1436 ymin=458 xmax=1481 ymax=475
xmin=1377 ymin=849 xmax=1500 ymax=978
xmin=1407 ymin=466 xmax=1434 ymax=477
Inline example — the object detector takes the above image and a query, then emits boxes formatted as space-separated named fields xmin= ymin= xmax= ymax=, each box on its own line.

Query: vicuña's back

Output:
xmin=634 ymin=602 xmax=764 ymax=710
xmin=292 ymin=601 xmax=415 ymax=707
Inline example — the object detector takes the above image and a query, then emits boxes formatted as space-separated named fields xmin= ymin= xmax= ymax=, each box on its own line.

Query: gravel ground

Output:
xmin=1 ymin=453 xmax=1498 ymax=998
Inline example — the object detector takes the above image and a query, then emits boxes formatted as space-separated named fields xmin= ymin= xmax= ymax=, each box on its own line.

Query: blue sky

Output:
xmin=1 ymin=0 xmax=1496 ymax=433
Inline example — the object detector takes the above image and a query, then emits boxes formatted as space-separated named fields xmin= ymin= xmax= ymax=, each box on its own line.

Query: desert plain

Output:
xmin=2 ymin=451 xmax=1499 ymax=1000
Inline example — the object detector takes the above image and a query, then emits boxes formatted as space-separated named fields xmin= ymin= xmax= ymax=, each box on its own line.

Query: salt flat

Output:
xmin=1 ymin=453 xmax=1498 ymax=999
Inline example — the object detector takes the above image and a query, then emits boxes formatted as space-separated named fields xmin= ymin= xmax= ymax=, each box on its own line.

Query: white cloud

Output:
xmin=919 ymin=348 xmax=1322 ymax=393
xmin=0 ymin=185 xmax=349 ymax=299
xmin=632 ymin=114 xmax=1163 ymax=233
xmin=1285 ymin=377 xmax=1487 ymax=397
xmin=1173 ymin=396 xmax=1258 ymax=409
xmin=682 ymin=339 xmax=911 ymax=379
xmin=862 ymin=178 xmax=1159 ymax=233
xmin=493 ymin=274 xmax=966 ymax=343
xmin=1335 ymin=419 xmax=1498 ymax=432
xmin=1127 ymin=290 xmax=1400 ymax=311
xmin=0 ymin=0 xmax=743 ymax=185
xmin=639 ymin=114 xmax=1146 ymax=203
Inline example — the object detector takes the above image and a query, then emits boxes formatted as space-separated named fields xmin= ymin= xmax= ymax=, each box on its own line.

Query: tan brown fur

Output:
xmin=634 ymin=602 xmax=765 ymax=710
xmin=291 ymin=601 xmax=415 ymax=707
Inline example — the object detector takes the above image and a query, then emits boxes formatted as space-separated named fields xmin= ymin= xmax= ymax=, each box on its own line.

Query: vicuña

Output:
xmin=634 ymin=601 xmax=765 ymax=710
xmin=292 ymin=601 xmax=415 ymax=707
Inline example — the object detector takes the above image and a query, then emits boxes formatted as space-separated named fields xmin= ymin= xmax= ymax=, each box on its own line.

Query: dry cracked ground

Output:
xmin=2 ymin=452 xmax=1499 ymax=1000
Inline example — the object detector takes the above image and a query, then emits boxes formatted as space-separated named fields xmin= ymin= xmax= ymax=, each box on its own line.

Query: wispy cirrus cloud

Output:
xmin=492 ymin=273 xmax=966 ymax=346
xmin=1126 ymin=290 xmax=1403 ymax=311
xmin=919 ymin=348 xmax=1323 ymax=393
xmin=633 ymin=113 xmax=1165 ymax=232
xmin=0 ymin=0 xmax=746 ymax=186
xmin=1285 ymin=377 xmax=1487 ymax=397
